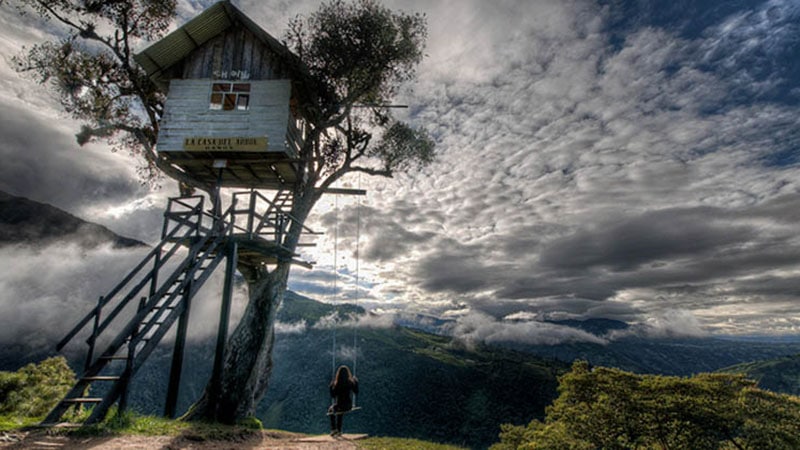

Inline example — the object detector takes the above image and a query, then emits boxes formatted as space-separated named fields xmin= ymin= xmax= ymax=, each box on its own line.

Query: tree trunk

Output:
xmin=184 ymin=188 xmax=318 ymax=423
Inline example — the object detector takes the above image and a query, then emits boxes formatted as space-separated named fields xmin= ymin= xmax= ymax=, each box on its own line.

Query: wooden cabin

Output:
xmin=134 ymin=1 xmax=308 ymax=189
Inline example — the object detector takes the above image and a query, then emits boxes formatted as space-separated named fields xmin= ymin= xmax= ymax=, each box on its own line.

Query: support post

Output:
xmin=164 ymin=277 xmax=193 ymax=418
xmin=84 ymin=297 xmax=103 ymax=374
xmin=247 ymin=189 xmax=256 ymax=239
xmin=120 ymin=297 xmax=145 ymax=415
xmin=212 ymin=163 xmax=225 ymax=231
xmin=209 ymin=241 xmax=238 ymax=414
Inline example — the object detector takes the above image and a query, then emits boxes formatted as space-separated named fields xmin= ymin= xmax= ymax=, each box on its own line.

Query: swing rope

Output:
xmin=331 ymin=195 xmax=339 ymax=380
xmin=329 ymin=185 xmax=363 ymax=411
xmin=352 ymin=174 xmax=362 ymax=405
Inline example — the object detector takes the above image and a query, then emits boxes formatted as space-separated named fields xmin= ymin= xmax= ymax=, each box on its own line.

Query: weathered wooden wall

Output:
xmin=181 ymin=25 xmax=291 ymax=81
xmin=159 ymin=79 xmax=292 ymax=155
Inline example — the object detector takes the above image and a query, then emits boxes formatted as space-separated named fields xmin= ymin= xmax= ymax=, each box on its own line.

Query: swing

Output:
xmin=326 ymin=190 xmax=364 ymax=417
xmin=326 ymin=406 xmax=362 ymax=416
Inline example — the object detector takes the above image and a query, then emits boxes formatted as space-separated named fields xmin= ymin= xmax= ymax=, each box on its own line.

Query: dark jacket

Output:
xmin=329 ymin=377 xmax=359 ymax=412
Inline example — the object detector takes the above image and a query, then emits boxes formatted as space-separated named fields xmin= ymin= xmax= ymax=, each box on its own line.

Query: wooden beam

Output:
xmin=321 ymin=188 xmax=367 ymax=196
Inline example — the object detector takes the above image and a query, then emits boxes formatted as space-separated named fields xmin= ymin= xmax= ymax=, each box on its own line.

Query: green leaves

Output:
xmin=9 ymin=0 xmax=175 ymax=186
xmin=287 ymin=0 xmax=434 ymax=186
xmin=371 ymin=121 xmax=435 ymax=173
xmin=0 ymin=356 xmax=75 ymax=419
xmin=287 ymin=0 xmax=426 ymax=110
xmin=493 ymin=361 xmax=800 ymax=450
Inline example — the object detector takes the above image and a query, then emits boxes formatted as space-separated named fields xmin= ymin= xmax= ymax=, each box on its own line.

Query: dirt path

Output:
xmin=0 ymin=430 xmax=367 ymax=449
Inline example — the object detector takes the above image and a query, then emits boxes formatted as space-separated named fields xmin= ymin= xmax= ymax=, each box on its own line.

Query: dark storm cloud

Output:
xmin=0 ymin=101 xmax=143 ymax=215
xmin=538 ymin=207 xmax=757 ymax=272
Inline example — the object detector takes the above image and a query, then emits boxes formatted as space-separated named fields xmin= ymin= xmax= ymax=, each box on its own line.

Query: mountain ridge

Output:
xmin=0 ymin=190 xmax=145 ymax=248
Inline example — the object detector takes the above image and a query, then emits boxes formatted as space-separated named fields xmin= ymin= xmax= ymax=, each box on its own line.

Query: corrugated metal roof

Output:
xmin=134 ymin=1 xmax=294 ymax=83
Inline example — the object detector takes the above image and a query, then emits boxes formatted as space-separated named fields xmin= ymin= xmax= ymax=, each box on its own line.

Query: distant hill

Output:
xmin=503 ymin=336 xmax=800 ymax=377
xmin=388 ymin=315 xmax=800 ymax=377
xmin=720 ymin=354 xmax=800 ymax=396
xmin=0 ymin=190 xmax=145 ymax=248
xmin=546 ymin=318 xmax=629 ymax=335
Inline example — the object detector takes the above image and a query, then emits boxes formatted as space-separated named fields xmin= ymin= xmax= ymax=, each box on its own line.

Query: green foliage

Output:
xmin=371 ymin=121 xmax=435 ymax=172
xmin=721 ymin=353 xmax=800 ymax=396
xmin=286 ymin=0 xmax=435 ymax=186
xmin=287 ymin=0 xmax=426 ymax=110
xmin=0 ymin=356 xmax=75 ymax=419
xmin=9 ymin=0 xmax=177 ymax=184
xmin=68 ymin=410 xmax=190 ymax=437
xmin=236 ymin=415 xmax=263 ymax=430
xmin=493 ymin=361 xmax=800 ymax=450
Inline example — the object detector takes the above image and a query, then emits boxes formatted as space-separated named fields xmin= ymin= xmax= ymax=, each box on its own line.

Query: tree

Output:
xmin=492 ymin=361 xmax=800 ymax=450
xmin=10 ymin=0 xmax=432 ymax=423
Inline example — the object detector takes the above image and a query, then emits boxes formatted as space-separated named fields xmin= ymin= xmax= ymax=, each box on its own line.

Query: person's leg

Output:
xmin=329 ymin=408 xmax=336 ymax=434
xmin=336 ymin=414 xmax=343 ymax=434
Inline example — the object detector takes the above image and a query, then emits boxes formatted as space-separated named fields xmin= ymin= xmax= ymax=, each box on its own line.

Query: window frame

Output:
xmin=209 ymin=82 xmax=251 ymax=111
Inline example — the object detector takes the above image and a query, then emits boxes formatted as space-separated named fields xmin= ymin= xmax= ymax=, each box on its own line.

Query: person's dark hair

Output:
xmin=331 ymin=365 xmax=355 ymax=389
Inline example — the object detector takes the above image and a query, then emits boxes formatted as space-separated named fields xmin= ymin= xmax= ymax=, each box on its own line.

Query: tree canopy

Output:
xmin=286 ymin=0 xmax=433 ymax=194
xmin=492 ymin=361 xmax=800 ymax=450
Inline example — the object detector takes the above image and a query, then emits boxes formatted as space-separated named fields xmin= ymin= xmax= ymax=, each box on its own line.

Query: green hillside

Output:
xmin=260 ymin=292 xmax=567 ymax=448
xmin=120 ymin=292 xmax=567 ymax=449
xmin=494 ymin=361 xmax=800 ymax=450
xmin=720 ymin=354 xmax=800 ymax=396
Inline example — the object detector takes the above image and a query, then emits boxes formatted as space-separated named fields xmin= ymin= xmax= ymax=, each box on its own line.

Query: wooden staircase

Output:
xmin=43 ymin=197 xmax=230 ymax=425
xmin=43 ymin=192 xmax=316 ymax=426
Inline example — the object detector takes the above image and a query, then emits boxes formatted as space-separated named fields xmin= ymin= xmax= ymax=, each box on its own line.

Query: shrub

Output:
xmin=0 ymin=356 xmax=75 ymax=418
xmin=493 ymin=361 xmax=800 ymax=450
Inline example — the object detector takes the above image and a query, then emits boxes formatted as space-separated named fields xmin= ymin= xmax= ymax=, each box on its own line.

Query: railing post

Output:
xmin=277 ymin=215 xmax=287 ymax=244
xmin=84 ymin=296 xmax=103 ymax=374
xmin=162 ymin=198 xmax=171 ymax=239
xmin=120 ymin=297 xmax=146 ymax=415
xmin=165 ymin=276 xmax=193 ymax=418
xmin=247 ymin=189 xmax=256 ymax=239
xmin=194 ymin=197 xmax=203 ymax=238
xmin=209 ymin=241 xmax=238 ymax=414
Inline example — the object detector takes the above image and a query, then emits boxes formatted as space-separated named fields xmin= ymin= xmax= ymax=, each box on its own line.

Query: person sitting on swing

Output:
xmin=328 ymin=365 xmax=358 ymax=436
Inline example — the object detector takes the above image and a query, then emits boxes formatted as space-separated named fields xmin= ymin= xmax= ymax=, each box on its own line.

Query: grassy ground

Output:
xmin=359 ymin=437 xmax=467 ymax=449
xmin=0 ymin=413 xmax=470 ymax=449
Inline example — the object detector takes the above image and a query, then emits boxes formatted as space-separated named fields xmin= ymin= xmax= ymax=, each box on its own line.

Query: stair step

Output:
xmin=100 ymin=355 xmax=128 ymax=360
xmin=63 ymin=398 xmax=103 ymax=403
xmin=39 ymin=422 xmax=82 ymax=428
xmin=81 ymin=376 xmax=121 ymax=381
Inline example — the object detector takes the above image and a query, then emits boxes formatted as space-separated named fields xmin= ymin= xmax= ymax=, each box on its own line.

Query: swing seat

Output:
xmin=327 ymin=406 xmax=362 ymax=416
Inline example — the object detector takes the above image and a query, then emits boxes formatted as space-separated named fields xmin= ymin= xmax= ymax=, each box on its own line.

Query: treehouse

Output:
xmin=134 ymin=1 xmax=308 ymax=189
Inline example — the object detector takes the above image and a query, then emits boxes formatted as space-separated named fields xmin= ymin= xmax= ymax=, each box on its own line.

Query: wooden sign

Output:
xmin=183 ymin=137 xmax=268 ymax=152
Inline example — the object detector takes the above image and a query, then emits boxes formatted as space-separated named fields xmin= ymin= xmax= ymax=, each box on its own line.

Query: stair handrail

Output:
xmin=231 ymin=189 xmax=319 ymax=240
xmin=91 ymin=206 xmax=236 ymax=368
xmin=94 ymin=205 xmax=235 ymax=343
xmin=56 ymin=202 xmax=204 ymax=351
xmin=128 ymin=226 xmax=230 ymax=351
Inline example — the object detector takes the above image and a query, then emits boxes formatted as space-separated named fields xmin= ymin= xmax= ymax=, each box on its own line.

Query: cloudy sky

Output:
xmin=1 ymin=0 xmax=800 ymax=349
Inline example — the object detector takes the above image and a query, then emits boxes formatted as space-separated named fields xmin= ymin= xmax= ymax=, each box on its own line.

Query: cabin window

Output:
xmin=209 ymin=82 xmax=250 ymax=111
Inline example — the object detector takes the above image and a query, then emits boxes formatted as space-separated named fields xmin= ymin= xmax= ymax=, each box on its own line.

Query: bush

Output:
xmin=493 ymin=361 xmax=800 ymax=450
xmin=0 ymin=356 xmax=75 ymax=418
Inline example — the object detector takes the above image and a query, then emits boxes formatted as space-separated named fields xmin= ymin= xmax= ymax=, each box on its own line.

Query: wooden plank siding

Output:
xmin=156 ymin=22 xmax=305 ymax=188
xmin=159 ymin=79 xmax=292 ymax=154
xmin=179 ymin=25 xmax=291 ymax=81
